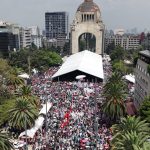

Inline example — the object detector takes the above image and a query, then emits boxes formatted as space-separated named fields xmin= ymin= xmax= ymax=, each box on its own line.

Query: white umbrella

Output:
xmin=75 ymin=75 xmax=86 ymax=80
xmin=32 ymin=68 xmax=38 ymax=74
xmin=18 ymin=73 xmax=30 ymax=79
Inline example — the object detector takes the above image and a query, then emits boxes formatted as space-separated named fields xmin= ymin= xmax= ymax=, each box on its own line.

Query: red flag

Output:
xmin=60 ymin=118 xmax=69 ymax=128
xmin=60 ymin=107 xmax=72 ymax=128
xmin=64 ymin=112 xmax=70 ymax=120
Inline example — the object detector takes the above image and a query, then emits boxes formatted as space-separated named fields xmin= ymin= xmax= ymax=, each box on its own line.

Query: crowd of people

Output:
xmin=21 ymin=57 xmax=135 ymax=149
xmin=29 ymin=61 xmax=113 ymax=149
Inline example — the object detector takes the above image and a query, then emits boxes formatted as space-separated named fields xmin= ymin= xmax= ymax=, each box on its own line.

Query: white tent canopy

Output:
xmin=18 ymin=73 xmax=30 ymax=79
xmin=52 ymin=50 xmax=104 ymax=80
xmin=19 ymin=126 xmax=38 ymax=139
xmin=39 ymin=102 xmax=52 ymax=115
xmin=19 ymin=116 xmax=44 ymax=139
xmin=123 ymin=74 xmax=135 ymax=83
xmin=19 ymin=103 xmax=52 ymax=139
xmin=34 ymin=116 xmax=45 ymax=128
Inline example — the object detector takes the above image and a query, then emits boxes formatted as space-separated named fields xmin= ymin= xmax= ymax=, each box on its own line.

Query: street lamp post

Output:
xmin=94 ymin=78 xmax=98 ymax=149
xmin=45 ymin=87 xmax=48 ymax=146
xmin=25 ymin=115 xmax=28 ymax=150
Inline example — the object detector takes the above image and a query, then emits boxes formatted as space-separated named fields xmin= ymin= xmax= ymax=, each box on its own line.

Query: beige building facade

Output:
xmin=71 ymin=0 xmax=104 ymax=55
xmin=105 ymin=35 xmax=140 ymax=50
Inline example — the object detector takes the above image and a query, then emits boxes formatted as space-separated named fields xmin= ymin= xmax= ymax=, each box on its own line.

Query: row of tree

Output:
xmin=0 ymin=48 xmax=63 ymax=149
xmin=8 ymin=48 xmax=62 ymax=73
xmin=101 ymin=70 xmax=150 ymax=149
xmin=0 ymin=84 xmax=39 ymax=149
xmin=105 ymin=42 xmax=143 ymax=75
xmin=111 ymin=116 xmax=150 ymax=150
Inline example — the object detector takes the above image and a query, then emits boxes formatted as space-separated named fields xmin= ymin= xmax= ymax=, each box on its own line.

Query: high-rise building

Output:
xmin=45 ymin=12 xmax=69 ymax=49
xmin=141 ymin=33 xmax=150 ymax=50
xmin=0 ymin=20 xmax=20 ymax=56
xmin=134 ymin=50 xmax=150 ymax=108
xmin=29 ymin=26 xmax=42 ymax=48
xmin=20 ymin=27 xmax=32 ymax=48
xmin=20 ymin=26 xmax=42 ymax=49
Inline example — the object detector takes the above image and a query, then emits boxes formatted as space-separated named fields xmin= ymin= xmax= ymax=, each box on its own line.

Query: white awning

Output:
xmin=39 ymin=102 xmax=52 ymax=115
xmin=18 ymin=73 xmax=29 ymax=79
xmin=19 ymin=116 xmax=45 ymax=138
xmin=19 ymin=103 xmax=52 ymax=139
xmin=52 ymin=50 xmax=104 ymax=80
xmin=34 ymin=116 xmax=45 ymax=128
xmin=124 ymin=74 xmax=135 ymax=83
xmin=19 ymin=127 xmax=38 ymax=139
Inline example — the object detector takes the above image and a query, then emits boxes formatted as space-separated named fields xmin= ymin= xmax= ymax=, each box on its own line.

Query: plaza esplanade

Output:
xmin=77 ymin=0 xmax=100 ymax=13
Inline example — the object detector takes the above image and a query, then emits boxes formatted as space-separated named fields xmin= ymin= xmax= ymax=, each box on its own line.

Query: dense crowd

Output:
xmin=30 ymin=62 xmax=113 ymax=149
xmin=16 ymin=57 xmax=135 ymax=150
xmin=8 ymin=55 xmax=135 ymax=149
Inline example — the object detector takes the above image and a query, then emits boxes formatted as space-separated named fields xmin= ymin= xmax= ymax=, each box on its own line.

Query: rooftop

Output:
xmin=139 ymin=50 xmax=150 ymax=58
xmin=52 ymin=50 xmax=104 ymax=80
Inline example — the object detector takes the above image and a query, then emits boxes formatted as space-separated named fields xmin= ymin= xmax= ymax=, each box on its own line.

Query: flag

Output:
xmin=60 ymin=107 xmax=72 ymax=128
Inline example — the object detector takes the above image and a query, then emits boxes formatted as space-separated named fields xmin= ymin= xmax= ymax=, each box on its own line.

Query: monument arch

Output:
xmin=78 ymin=32 xmax=96 ymax=52
xmin=71 ymin=0 xmax=105 ymax=55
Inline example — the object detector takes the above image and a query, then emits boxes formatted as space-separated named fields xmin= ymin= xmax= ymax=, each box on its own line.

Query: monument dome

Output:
xmin=77 ymin=0 xmax=100 ymax=13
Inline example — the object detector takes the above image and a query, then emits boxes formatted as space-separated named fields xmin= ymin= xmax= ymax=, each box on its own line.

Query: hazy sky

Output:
xmin=0 ymin=0 xmax=150 ymax=31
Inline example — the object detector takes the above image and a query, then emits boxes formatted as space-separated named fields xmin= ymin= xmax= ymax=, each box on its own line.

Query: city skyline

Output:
xmin=0 ymin=0 xmax=150 ymax=31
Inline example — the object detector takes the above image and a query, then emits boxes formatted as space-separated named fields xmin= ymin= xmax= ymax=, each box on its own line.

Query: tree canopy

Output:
xmin=110 ymin=45 xmax=125 ymax=62
xmin=139 ymin=96 xmax=150 ymax=123
xmin=111 ymin=116 xmax=150 ymax=150
xmin=9 ymin=49 xmax=63 ymax=73
xmin=102 ymin=72 xmax=127 ymax=122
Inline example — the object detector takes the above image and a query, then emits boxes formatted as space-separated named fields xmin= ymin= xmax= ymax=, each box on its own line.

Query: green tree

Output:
xmin=105 ymin=41 xmax=115 ymax=55
xmin=18 ymin=85 xmax=40 ymax=108
xmin=104 ymin=72 xmax=125 ymax=88
xmin=133 ymin=142 xmax=150 ymax=150
xmin=6 ymin=67 xmax=24 ymax=89
xmin=0 ymin=99 xmax=16 ymax=126
xmin=0 ymin=132 xmax=14 ymax=150
xmin=112 ymin=116 xmax=150 ymax=136
xmin=111 ymin=131 xmax=150 ymax=150
xmin=111 ymin=116 xmax=150 ymax=150
xmin=7 ymin=97 xmax=38 ymax=130
xmin=102 ymin=72 xmax=127 ymax=121
xmin=112 ymin=60 xmax=128 ymax=75
xmin=18 ymin=85 xmax=32 ymax=97
xmin=0 ymin=58 xmax=11 ymax=81
xmin=147 ymin=65 xmax=150 ymax=75
xmin=139 ymin=96 xmax=150 ymax=123
xmin=79 ymin=40 xmax=86 ymax=51
xmin=133 ymin=56 xmax=138 ymax=67
xmin=0 ymin=59 xmax=16 ymax=99
xmin=9 ymin=49 xmax=62 ymax=72
xmin=31 ymin=49 xmax=62 ymax=72
xmin=110 ymin=46 xmax=125 ymax=62
xmin=63 ymin=41 xmax=70 ymax=55
xmin=8 ymin=49 xmax=29 ymax=71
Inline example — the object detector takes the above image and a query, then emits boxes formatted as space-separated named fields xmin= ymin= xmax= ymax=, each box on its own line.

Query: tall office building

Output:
xmin=0 ymin=20 xmax=20 ymax=56
xmin=45 ymin=12 xmax=69 ymax=49
xmin=29 ymin=26 xmax=42 ymax=48
xmin=20 ymin=26 xmax=42 ymax=49
xmin=20 ymin=27 xmax=32 ymax=48
xmin=141 ymin=33 xmax=150 ymax=50
xmin=134 ymin=50 xmax=150 ymax=108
